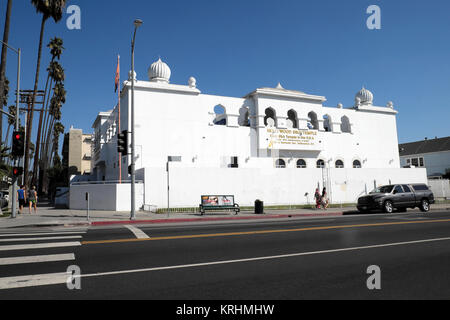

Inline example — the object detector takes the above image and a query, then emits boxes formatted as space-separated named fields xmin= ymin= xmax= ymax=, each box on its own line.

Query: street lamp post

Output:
xmin=0 ymin=40 xmax=21 ymax=219
xmin=130 ymin=19 xmax=142 ymax=221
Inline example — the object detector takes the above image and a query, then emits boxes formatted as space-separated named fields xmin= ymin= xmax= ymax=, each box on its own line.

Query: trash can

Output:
xmin=255 ymin=200 xmax=264 ymax=214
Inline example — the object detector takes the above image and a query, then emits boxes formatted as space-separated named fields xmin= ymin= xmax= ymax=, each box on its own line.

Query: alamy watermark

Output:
xmin=67 ymin=265 xmax=82 ymax=290
xmin=366 ymin=265 xmax=381 ymax=290
xmin=66 ymin=4 xmax=81 ymax=30
xmin=366 ymin=5 xmax=381 ymax=30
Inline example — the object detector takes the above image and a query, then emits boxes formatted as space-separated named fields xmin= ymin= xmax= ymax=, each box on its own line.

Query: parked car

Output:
xmin=0 ymin=191 xmax=8 ymax=209
xmin=357 ymin=184 xmax=435 ymax=214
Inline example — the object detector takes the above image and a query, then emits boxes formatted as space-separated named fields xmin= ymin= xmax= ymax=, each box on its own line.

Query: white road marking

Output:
xmin=0 ymin=254 xmax=75 ymax=266
xmin=0 ymin=236 xmax=82 ymax=243
xmin=0 ymin=232 xmax=86 ymax=238
xmin=0 ymin=242 xmax=81 ymax=252
xmin=78 ymin=236 xmax=450 ymax=280
xmin=0 ymin=272 xmax=69 ymax=290
xmin=125 ymin=225 xmax=150 ymax=239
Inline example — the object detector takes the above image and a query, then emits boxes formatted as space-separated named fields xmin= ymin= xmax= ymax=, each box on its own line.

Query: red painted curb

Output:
xmin=91 ymin=212 xmax=344 ymax=226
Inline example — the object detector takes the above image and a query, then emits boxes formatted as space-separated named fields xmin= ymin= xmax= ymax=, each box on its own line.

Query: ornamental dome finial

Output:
xmin=148 ymin=58 xmax=171 ymax=83
xmin=355 ymin=87 xmax=373 ymax=106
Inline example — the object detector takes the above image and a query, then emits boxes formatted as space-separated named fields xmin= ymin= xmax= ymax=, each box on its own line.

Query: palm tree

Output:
xmin=50 ymin=121 xmax=64 ymax=165
xmin=0 ymin=0 xmax=13 ymax=146
xmin=36 ymin=38 xmax=64 ymax=184
xmin=32 ymin=59 xmax=65 ymax=186
xmin=25 ymin=0 xmax=66 ymax=188
xmin=39 ymin=80 xmax=65 ymax=194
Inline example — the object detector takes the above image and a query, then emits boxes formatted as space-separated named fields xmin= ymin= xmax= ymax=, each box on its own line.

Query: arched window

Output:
xmin=287 ymin=109 xmax=298 ymax=129
xmin=323 ymin=114 xmax=332 ymax=132
xmin=213 ymin=105 xmax=227 ymax=126
xmin=308 ymin=112 xmax=319 ymax=130
xmin=316 ymin=159 xmax=325 ymax=168
xmin=297 ymin=159 xmax=307 ymax=168
xmin=341 ymin=116 xmax=351 ymax=133
xmin=335 ymin=160 xmax=344 ymax=168
xmin=238 ymin=107 xmax=250 ymax=127
xmin=264 ymin=108 xmax=276 ymax=127
xmin=275 ymin=159 xmax=286 ymax=168
xmin=353 ymin=160 xmax=362 ymax=168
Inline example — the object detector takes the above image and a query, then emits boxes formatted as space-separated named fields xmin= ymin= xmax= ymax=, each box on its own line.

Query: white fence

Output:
xmin=428 ymin=179 xmax=450 ymax=199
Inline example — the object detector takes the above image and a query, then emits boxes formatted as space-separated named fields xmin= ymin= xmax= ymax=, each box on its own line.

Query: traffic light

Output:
xmin=117 ymin=130 xmax=128 ymax=155
xmin=12 ymin=131 xmax=25 ymax=157
xmin=12 ymin=167 xmax=23 ymax=177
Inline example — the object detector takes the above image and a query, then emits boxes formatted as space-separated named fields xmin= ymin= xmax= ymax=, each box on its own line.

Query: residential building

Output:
xmin=399 ymin=136 xmax=450 ymax=178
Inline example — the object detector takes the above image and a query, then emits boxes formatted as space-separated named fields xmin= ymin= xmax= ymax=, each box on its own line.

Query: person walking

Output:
xmin=314 ymin=188 xmax=322 ymax=209
xmin=321 ymin=187 xmax=329 ymax=210
xmin=17 ymin=185 xmax=27 ymax=214
xmin=28 ymin=186 xmax=38 ymax=214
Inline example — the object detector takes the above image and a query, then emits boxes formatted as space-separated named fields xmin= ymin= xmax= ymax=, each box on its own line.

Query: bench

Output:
xmin=199 ymin=195 xmax=240 ymax=216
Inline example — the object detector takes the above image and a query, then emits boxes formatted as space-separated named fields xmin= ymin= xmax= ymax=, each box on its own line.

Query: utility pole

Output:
xmin=0 ymin=40 xmax=20 ymax=218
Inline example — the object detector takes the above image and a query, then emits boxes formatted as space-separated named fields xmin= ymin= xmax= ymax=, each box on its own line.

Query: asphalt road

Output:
xmin=1 ymin=210 xmax=450 ymax=300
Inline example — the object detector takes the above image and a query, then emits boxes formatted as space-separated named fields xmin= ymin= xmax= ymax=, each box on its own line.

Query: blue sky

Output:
xmin=1 ymin=0 xmax=449 ymax=145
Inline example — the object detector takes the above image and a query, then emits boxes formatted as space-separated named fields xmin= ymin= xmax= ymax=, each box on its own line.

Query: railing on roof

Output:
xmin=71 ymin=180 xmax=144 ymax=186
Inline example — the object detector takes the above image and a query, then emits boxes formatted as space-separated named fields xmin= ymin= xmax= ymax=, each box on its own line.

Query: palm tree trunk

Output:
xmin=40 ymin=78 xmax=52 ymax=157
xmin=32 ymin=73 xmax=52 ymax=188
xmin=0 ymin=0 xmax=13 ymax=147
xmin=24 ymin=15 xmax=46 ymax=188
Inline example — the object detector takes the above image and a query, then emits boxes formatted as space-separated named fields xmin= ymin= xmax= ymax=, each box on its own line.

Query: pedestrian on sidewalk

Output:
xmin=314 ymin=188 xmax=322 ymax=209
xmin=28 ymin=186 xmax=38 ymax=214
xmin=321 ymin=187 xmax=329 ymax=210
xmin=17 ymin=185 xmax=27 ymax=214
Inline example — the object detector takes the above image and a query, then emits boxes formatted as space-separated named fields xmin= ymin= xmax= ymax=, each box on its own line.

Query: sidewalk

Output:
xmin=1 ymin=204 xmax=450 ymax=229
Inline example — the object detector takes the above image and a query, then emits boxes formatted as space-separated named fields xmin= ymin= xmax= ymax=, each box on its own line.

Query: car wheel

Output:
xmin=420 ymin=199 xmax=430 ymax=213
xmin=384 ymin=201 xmax=394 ymax=214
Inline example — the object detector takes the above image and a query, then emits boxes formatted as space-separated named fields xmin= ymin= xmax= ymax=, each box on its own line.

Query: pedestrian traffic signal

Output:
xmin=12 ymin=131 xmax=25 ymax=157
xmin=117 ymin=130 xmax=128 ymax=155
xmin=12 ymin=167 xmax=23 ymax=177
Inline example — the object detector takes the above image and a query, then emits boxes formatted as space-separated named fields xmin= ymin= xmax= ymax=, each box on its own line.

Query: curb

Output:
xmin=90 ymin=212 xmax=345 ymax=226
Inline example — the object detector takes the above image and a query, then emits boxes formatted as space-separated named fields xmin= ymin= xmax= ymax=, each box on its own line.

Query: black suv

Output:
xmin=357 ymin=184 xmax=435 ymax=214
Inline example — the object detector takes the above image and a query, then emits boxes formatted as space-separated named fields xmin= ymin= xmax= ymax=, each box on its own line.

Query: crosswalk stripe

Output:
xmin=0 ymin=236 xmax=82 ymax=243
xmin=0 ymin=272 xmax=69 ymax=290
xmin=0 ymin=254 xmax=75 ymax=266
xmin=0 ymin=242 xmax=81 ymax=252
xmin=125 ymin=225 xmax=150 ymax=239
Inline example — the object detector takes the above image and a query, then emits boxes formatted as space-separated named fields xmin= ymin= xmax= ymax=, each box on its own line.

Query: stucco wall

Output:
xmin=70 ymin=183 xmax=144 ymax=211
xmin=143 ymin=167 xmax=427 ymax=208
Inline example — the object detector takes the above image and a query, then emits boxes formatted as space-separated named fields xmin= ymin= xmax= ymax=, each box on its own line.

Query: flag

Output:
xmin=114 ymin=55 xmax=120 ymax=92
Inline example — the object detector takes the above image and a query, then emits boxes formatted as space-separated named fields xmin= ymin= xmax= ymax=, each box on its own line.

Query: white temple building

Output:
xmin=69 ymin=58 xmax=427 ymax=210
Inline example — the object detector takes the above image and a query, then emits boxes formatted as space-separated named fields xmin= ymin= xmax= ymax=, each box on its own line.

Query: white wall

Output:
xmin=70 ymin=183 xmax=144 ymax=211
xmin=143 ymin=167 xmax=427 ymax=208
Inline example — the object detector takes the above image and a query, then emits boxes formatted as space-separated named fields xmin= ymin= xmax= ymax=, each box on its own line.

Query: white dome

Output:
xmin=148 ymin=58 xmax=171 ymax=83
xmin=355 ymin=87 xmax=373 ymax=105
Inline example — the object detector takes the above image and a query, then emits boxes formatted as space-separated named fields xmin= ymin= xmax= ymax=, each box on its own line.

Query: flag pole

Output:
xmin=118 ymin=54 xmax=122 ymax=184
